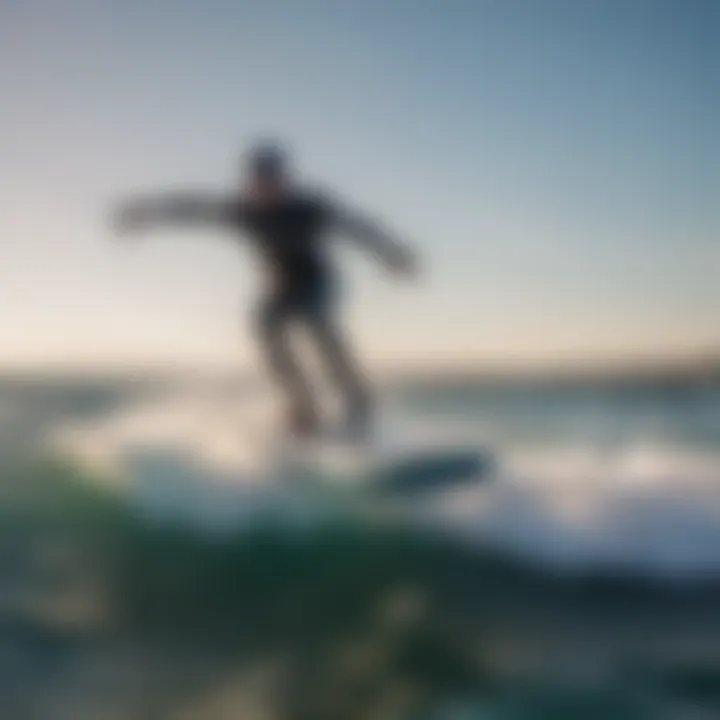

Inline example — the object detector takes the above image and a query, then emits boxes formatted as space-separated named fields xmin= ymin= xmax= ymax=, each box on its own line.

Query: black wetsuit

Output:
xmin=230 ymin=191 xmax=369 ymax=436
xmin=239 ymin=192 xmax=334 ymax=319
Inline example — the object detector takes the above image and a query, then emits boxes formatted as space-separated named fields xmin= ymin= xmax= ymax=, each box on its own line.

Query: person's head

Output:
xmin=243 ymin=141 xmax=290 ymax=200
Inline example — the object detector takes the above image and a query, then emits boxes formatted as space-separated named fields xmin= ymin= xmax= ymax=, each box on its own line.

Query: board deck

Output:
xmin=366 ymin=448 xmax=492 ymax=496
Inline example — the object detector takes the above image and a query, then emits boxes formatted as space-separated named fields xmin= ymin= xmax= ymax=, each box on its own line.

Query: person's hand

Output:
xmin=111 ymin=201 xmax=146 ymax=237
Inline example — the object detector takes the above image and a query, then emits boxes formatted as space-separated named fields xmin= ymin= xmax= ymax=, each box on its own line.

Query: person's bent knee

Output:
xmin=254 ymin=301 xmax=285 ymax=341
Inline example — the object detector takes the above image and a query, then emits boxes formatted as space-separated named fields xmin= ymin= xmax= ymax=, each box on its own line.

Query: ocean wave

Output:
xmin=47 ymin=392 xmax=720 ymax=580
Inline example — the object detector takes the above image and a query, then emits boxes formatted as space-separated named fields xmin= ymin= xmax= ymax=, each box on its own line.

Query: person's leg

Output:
xmin=255 ymin=294 xmax=320 ymax=437
xmin=303 ymin=282 xmax=372 ymax=438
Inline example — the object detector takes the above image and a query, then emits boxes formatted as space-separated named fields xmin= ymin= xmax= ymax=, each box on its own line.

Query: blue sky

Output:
xmin=1 ymin=0 xmax=718 ymax=368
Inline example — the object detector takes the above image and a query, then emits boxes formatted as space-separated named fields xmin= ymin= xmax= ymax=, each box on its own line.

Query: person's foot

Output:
xmin=286 ymin=404 xmax=321 ymax=439
xmin=340 ymin=398 xmax=373 ymax=444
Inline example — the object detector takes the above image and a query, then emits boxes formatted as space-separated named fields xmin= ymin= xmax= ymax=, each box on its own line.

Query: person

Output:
xmin=113 ymin=142 xmax=418 ymax=440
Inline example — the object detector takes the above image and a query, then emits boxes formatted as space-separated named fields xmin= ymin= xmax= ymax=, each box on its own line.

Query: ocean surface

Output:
xmin=4 ymin=370 xmax=720 ymax=718
xmin=3 ymin=370 xmax=720 ymax=579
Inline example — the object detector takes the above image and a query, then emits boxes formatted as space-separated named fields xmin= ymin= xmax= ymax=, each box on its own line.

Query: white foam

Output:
xmin=433 ymin=443 xmax=720 ymax=577
xmin=47 ymin=391 xmax=720 ymax=578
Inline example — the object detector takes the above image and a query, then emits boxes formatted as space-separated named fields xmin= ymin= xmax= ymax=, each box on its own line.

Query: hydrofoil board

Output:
xmin=272 ymin=426 xmax=493 ymax=500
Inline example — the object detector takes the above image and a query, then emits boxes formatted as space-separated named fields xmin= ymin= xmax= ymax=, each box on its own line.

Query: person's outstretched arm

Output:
xmin=112 ymin=192 xmax=237 ymax=236
xmin=331 ymin=201 xmax=419 ymax=277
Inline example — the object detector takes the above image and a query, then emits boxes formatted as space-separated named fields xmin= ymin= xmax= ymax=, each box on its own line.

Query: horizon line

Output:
xmin=1 ymin=348 xmax=718 ymax=379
